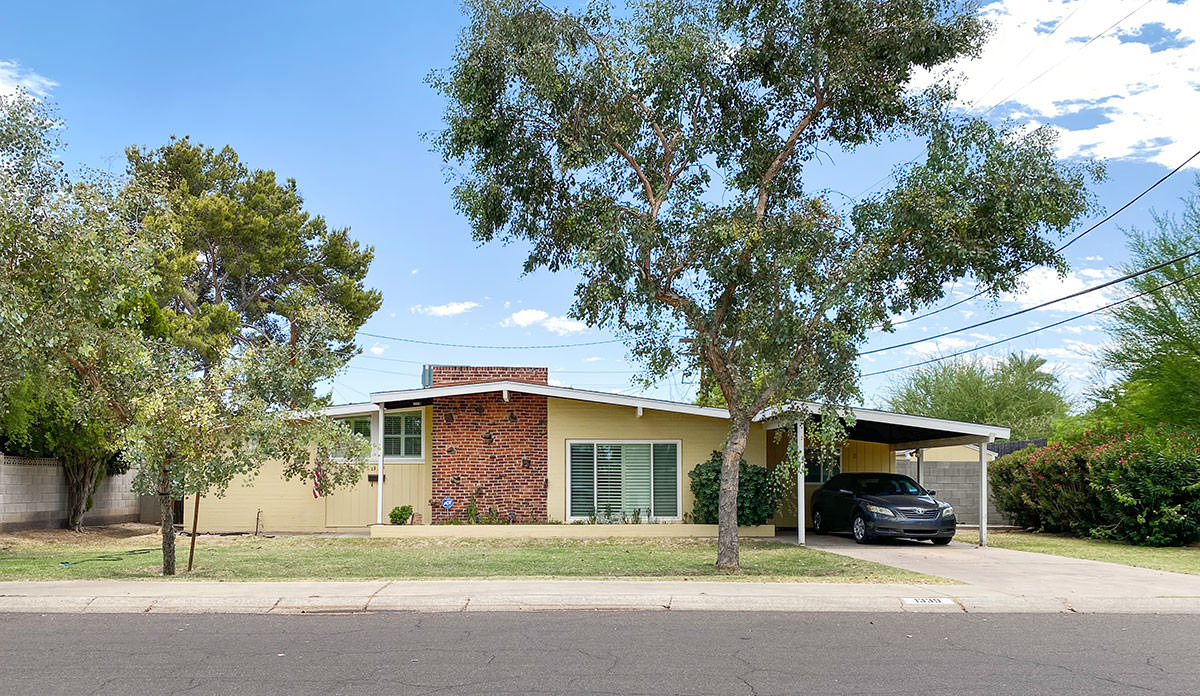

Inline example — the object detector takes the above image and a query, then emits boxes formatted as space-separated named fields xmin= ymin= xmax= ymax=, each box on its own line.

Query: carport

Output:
xmin=760 ymin=405 xmax=1010 ymax=546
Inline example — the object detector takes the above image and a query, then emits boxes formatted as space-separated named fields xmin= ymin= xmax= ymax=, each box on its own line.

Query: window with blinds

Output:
xmin=568 ymin=442 xmax=679 ymax=520
xmin=340 ymin=417 xmax=371 ymax=439
xmin=384 ymin=412 xmax=422 ymax=458
xmin=335 ymin=417 xmax=372 ymax=459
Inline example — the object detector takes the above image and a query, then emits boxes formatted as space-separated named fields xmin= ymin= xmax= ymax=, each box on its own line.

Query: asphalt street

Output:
xmin=2 ymin=611 xmax=1196 ymax=695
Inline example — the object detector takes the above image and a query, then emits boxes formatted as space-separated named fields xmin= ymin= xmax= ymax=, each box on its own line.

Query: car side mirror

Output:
xmin=926 ymin=490 xmax=936 ymax=496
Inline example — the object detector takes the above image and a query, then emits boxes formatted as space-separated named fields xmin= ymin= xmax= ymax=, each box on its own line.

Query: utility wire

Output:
xmin=358 ymin=330 xmax=630 ymax=350
xmin=862 ymin=247 xmax=1200 ymax=356
xmin=862 ymin=268 xmax=1200 ymax=378
xmin=979 ymin=0 xmax=1156 ymax=117
xmin=888 ymin=147 xmax=1200 ymax=328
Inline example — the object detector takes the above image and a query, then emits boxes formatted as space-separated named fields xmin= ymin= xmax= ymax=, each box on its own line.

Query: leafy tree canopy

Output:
xmin=0 ymin=92 xmax=373 ymax=572
xmin=1091 ymin=182 xmax=1200 ymax=429
xmin=885 ymin=352 xmax=1071 ymax=440
xmin=126 ymin=137 xmax=382 ymax=375
xmin=432 ymin=0 xmax=1100 ymax=569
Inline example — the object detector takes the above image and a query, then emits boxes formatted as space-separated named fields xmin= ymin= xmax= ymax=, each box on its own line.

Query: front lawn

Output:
xmin=0 ymin=524 xmax=946 ymax=583
xmin=956 ymin=530 xmax=1200 ymax=576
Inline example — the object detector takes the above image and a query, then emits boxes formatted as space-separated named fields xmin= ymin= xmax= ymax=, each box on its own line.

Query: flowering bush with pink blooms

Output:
xmin=990 ymin=429 xmax=1200 ymax=546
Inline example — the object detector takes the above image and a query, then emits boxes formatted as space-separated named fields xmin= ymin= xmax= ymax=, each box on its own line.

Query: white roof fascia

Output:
xmin=759 ymin=402 xmax=1010 ymax=440
xmin=323 ymin=402 xmax=381 ymax=418
xmin=369 ymin=381 xmax=733 ymax=420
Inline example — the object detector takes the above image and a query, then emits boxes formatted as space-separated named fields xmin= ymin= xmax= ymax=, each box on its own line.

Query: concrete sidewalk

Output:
xmin=1 ymin=575 xmax=1198 ymax=614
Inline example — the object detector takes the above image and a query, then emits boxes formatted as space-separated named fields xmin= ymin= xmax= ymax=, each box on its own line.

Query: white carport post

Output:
xmin=376 ymin=404 xmax=386 ymax=525
xmin=796 ymin=421 xmax=805 ymax=546
xmin=978 ymin=437 xmax=991 ymax=547
xmin=915 ymin=448 xmax=925 ymax=488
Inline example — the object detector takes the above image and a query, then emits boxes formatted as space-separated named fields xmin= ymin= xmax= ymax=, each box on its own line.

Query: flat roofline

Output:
xmin=320 ymin=381 xmax=1011 ymax=441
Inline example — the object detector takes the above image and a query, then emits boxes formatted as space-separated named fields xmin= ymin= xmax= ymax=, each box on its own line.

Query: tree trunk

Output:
xmin=62 ymin=456 xmax=102 ymax=533
xmin=158 ymin=464 xmax=176 ymax=576
xmin=717 ymin=414 xmax=752 ymax=571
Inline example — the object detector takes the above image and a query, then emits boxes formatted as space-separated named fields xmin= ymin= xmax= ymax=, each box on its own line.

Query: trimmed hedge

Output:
xmin=990 ymin=429 xmax=1200 ymax=546
xmin=689 ymin=451 xmax=781 ymax=526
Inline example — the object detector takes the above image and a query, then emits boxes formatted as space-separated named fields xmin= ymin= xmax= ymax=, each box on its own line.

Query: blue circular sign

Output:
xmin=441 ymin=497 xmax=454 ymax=509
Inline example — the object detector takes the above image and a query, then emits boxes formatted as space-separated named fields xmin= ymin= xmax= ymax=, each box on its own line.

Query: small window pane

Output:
xmin=403 ymin=435 xmax=421 ymax=457
xmin=404 ymin=414 xmax=421 ymax=436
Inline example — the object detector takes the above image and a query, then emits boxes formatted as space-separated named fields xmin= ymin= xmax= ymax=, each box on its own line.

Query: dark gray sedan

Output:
xmin=810 ymin=472 xmax=956 ymax=544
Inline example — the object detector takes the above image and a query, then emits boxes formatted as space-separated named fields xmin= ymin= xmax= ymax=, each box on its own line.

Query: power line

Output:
xmin=358 ymin=330 xmax=630 ymax=350
xmin=966 ymin=4 xmax=1083 ymax=111
xmin=354 ymin=354 xmax=638 ymax=374
xmin=979 ymin=0 xmax=1156 ymax=117
xmin=862 ymin=268 xmax=1200 ymax=378
xmin=861 ymin=247 xmax=1200 ymax=356
xmin=889 ymin=146 xmax=1200 ymax=328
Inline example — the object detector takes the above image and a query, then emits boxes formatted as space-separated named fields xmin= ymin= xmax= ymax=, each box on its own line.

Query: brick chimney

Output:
xmin=423 ymin=365 xmax=549 ymax=388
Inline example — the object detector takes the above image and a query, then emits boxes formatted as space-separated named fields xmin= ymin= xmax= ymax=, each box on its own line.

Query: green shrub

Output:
xmin=388 ymin=505 xmax=413 ymax=525
xmin=990 ymin=436 xmax=1105 ymax=535
xmin=689 ymin=451 xmax=781 ymax=526
xmin=1088 ymin=431 xmax=1200 ymax=546
xmin=990 ymin=428 xmax=1200 ymax=546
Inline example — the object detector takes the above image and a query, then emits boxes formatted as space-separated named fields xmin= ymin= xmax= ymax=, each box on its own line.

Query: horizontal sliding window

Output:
xmin=568 ymin=442 xmax=678 ymax=520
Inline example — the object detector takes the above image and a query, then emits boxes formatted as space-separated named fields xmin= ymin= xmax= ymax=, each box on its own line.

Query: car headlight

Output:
xmin=865 ymin=504 xmax=895 ymax=517
xmin=941 ymin=505 xmax=955 ymax=517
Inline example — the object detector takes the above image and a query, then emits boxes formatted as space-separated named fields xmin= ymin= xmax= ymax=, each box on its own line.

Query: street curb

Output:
xmin=3 ymin=579 xmax=1199 ymax=614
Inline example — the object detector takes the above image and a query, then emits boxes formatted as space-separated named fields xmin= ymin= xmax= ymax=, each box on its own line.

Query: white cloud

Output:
xmin=502 ymin=308 xmax=549 ymax=327
xmin=410 ymin=268 xmax=419 ymax=275
xmin=500 ymin=308 xmax=590 ymax=334
xmin=1084 ymin=255 xmax=1104 ymax=262
xmin=921 ymin=0 xmax=1200 ymax=169
xmin=368 ymin=344 xmax=385 ymax=355
xmin=542 ymin=316 xmax=588 ymax=335
xmin=584 ymin=356 xmax=604 ymax=362
xmin=411 ymin=301 xmax=479 ymax=317
xmin=1001 ymin=267 xmax=1112 ymax=312
xmin=0 ymin=60 xmax=56 ymax=98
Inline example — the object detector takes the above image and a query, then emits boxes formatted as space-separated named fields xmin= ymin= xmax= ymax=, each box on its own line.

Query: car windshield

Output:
xmin=854 ymin=476 xmax=923 ymax=496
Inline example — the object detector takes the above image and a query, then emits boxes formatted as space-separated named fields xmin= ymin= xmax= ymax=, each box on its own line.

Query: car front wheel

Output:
xmin=852 ymin=514 xmax=872 ymax=544
xmin=931 ymin=537 xmax=952 ymax=545
xmin=812 ymin=511 xmax=826 ymax=535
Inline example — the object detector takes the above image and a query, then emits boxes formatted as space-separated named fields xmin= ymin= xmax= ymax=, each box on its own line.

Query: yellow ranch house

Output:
xmin=188 ymin=365 xmax=1009 ymax=544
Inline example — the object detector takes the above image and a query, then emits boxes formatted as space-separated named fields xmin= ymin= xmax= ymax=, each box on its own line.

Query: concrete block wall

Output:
xmin=0 ymin=454 xmax=142 ymax=531
xmin=895 ymin=458 xmax=1011 ymax=526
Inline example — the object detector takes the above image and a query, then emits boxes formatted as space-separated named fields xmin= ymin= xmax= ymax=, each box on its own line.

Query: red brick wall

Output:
xmin=428 ymin=365 xmax=548 ymax=387
xmin=430 ymin=391 xmax=548 ymax=523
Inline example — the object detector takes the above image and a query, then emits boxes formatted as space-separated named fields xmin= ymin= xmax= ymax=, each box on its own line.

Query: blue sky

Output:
xmin=3 ymin=0 xmax=1198 ymax=410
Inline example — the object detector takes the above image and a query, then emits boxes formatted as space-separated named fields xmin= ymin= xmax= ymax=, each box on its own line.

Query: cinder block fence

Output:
xmin=0 ymin=453 xmax=143 ymax=531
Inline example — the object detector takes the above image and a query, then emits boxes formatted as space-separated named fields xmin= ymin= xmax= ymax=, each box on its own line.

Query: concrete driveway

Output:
xmin=805 ymin=532 xmax=1200 ymax=611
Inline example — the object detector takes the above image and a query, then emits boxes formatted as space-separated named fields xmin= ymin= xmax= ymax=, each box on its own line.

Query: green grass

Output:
xmin=956 ymin=530 xmax=1200 ymax=576
xmin=0 ymin=527 xmax=947 ymax=583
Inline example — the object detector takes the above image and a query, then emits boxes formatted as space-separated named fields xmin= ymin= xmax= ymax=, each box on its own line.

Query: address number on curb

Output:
xmin=903 ymin=597 xmax=955 ymax=605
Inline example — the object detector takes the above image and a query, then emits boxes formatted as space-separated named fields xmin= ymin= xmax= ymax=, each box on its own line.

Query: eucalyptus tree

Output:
xmin=432 ymin=0 xmax=1100 ymax=568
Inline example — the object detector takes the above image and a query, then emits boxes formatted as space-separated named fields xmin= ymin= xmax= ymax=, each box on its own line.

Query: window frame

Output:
xmin=803 ymin=447 xmax=843 ymax=484
xmin=383 ymin=407 xmax=425 ymax=463
xmin=565 ymin=439 xmax=682 ymax=522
